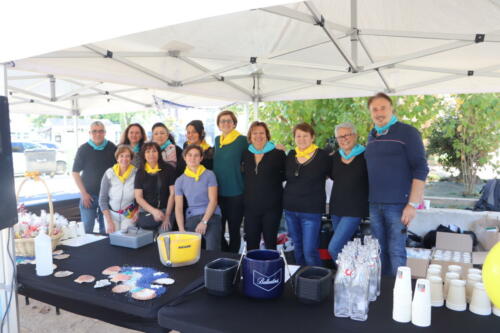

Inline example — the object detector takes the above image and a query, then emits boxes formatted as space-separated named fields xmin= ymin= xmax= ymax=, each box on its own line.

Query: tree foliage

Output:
xmin=428 ymin=93 xmax=500 ymax=195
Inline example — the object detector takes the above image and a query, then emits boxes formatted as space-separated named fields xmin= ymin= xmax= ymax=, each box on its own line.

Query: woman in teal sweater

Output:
xmin=213 ymin=110 xmax=248 ymax=253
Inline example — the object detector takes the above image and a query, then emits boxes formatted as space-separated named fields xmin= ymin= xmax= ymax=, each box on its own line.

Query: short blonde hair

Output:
xmin=114 ymin=144 xmax=134 ymax=160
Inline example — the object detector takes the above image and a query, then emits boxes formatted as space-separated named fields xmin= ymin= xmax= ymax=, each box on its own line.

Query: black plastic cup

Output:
xmin=294 ymin=266 xmax=333 ymax=304
xmin=204 ymin=258 xmax=239 ymax=296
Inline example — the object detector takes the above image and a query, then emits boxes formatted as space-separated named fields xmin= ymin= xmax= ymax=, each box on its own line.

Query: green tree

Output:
xmin=427 ymin=93 xmax=500 ymax=195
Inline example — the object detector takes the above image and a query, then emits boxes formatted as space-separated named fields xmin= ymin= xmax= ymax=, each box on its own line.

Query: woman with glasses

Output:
xmin=184 ymin=120 xmax=214 ymax=169
xmin=243 ymin=121 xmax=286 ymax=250
xmin=134 ymin=142 xmax=176 ymax=232
xmin=119 ymin=123 xmax=146 ymax=167
xmin=283 ymin=122 xmax=330 ymax=266
xmin=327 ymin=122 xmax=369 ymax=261
xmin=213 ymin=110 xmax=248 ymax=253
xmin=151 ymin=122 xmax=185 ymax=177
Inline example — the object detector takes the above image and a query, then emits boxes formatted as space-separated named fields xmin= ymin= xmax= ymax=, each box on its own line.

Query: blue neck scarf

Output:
xmin=339 ymin=144 xmax=365 ymax=160
xmin=88 ymin=139 xmax=108 ymax=151
xmin=160 ymin=140 xmax=172 ymax=151
xmin=132 ymin=144 xmax=141 ymax=153
xmin=248 ymin=142 xmax=275 ymax=154
xmin=374 ymin=115 xmax=398 ymax=134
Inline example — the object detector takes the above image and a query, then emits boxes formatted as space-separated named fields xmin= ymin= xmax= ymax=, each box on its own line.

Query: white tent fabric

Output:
xmin=6 ymin=0 xmax=500 ymax=116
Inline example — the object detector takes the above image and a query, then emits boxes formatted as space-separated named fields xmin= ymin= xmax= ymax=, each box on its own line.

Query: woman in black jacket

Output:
xmin=243 ymin=121 xmax=286 ymax=250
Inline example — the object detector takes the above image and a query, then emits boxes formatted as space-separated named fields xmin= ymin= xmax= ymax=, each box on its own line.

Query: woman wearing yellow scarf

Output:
xmin=174 ymin=145 xmax=222 ymax=250
xmin=99 ymin=145 xmax=137 ymax=233
xmin=283 ymin=122 xmax=331 ymax=266
xmin=184 ymin=120 xmax=214 ymax=170
xmin=134 ymin=142 xmax=176 ymax=232
xmin=213 ymin=110 xmax=248 ymax=253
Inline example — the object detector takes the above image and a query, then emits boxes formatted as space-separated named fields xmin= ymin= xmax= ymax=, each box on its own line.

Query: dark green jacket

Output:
xmin=213 ymin=135 xmax=248 ymax=197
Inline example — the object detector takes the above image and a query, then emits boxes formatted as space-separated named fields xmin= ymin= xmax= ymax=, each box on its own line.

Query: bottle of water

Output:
xmin=333 ymin=255 xmax=352 ymax=318
xmin=35 ymin=227 xmax=53 ymax=276
xmin=350 ymin=260 xmax=370 ymax=321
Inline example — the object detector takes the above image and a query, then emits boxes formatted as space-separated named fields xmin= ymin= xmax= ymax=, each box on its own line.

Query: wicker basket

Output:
xmin=15 ymin=173 xmax=62 ymax=256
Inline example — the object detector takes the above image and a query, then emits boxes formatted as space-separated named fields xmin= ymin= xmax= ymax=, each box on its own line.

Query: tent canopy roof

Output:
xmin=7 ymin=0 xmax=500 ymax=115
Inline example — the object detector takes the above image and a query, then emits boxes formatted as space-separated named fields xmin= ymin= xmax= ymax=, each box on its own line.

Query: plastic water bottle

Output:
xmin=35 ymin=227 xmax=53 ymax=276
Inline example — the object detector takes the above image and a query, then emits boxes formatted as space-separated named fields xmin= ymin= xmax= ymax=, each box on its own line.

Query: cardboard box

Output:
xmin=406 ymin=247 xmax=431 ymax=278
xmin=473 ymin=216 xmax=500 ymax=250
xmin=430 ymin=232 xmax=477 ymax=280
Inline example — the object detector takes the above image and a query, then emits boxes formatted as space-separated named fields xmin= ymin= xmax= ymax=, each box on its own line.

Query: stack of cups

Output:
xmin=446 ymin=279 xmax=467 ymax=311
xmin=426 ymin=267 xmax=441 ymax=279
xmin=393 ymin=266 xmax=412 ymax=323
xmin=411 ymin=279 xmax=432 ymax=327
xmin=466 ymin=273 xmax=482 ymax=303
xmin=444 ymin=272 xmax=460 ymax=300
xmin=428 ymin=276 xmax=444 ymax=307
xmin=448 ymin=265 xmax=462 ymax=278
xmin=469 ymin=282 xmax=492 ymax=316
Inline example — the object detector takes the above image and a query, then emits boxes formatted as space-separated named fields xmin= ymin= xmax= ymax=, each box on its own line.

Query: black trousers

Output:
xmin=218 ymin=194 xmax=244 ymax=253
xmin=244 ymin=208 xmax=282 ymax=251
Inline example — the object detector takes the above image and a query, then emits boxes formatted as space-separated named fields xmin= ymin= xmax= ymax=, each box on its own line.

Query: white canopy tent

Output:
xmin=5 ymin=0 xmax=500 ymax=118
xmin=2 ymin=1 xmax=500 ymax=332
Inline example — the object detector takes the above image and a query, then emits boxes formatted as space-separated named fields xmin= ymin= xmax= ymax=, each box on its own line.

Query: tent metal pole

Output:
xmin=7 ymin=86 xmax=52 ymax=102
xmin=253 ymin=100 xmax=259 ymax=121
xmin=181 ymin=62 xmax=249 ymax=85
xmin=359 ymin=29 xmax=500 ymax=43
xmin=350 ymin=0 xmax=358 ymax=66
xmin=0 ymin=63 xmax=20 ymax=333
xmin=357 ymin=36 xmax=393 ymax=92
xmin=72 ymin=98 xmax=80 ymax=147
xmin=49 ymin=75 xmax=56 ymax=101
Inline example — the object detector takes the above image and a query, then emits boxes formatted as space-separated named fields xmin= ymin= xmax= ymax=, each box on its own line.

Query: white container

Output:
xmin=429 ymin=276 xmax=444 ymax=307
xmin=466 ymin=273 xmax=482 ymax=303
xmin=35 ymin=228 xmax=54 ymax=276
xmin=393 ymin=289 xmax=412 ymax=323
xmin=426 ymin=268 xmax=441 ymax=279
xmin=467 ymin=268 xmax=481 ymax=276
xmin=412 ymin=279 xmax=431 ymax=327
xmin=469 ymin=283 xmax=492 ymax=316
xmin=68 ymin=221 xmax=78 ymax=238
xmin=493 ymin=306 xmax=500 ymax=317
xmin=446 ymin=279 xmax=467 ymax=311
xmin=444 ymin=272 xmax=460 ymax=300
xmin=448 ymin=265 xmax=462 ymax=277
xmin=76 ymin=222 xmax=86 ymax=236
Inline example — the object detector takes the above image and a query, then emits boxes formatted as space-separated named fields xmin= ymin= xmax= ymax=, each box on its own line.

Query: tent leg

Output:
xmin=253 ymin=100 xmax=259 ymax=121
xmin=0 ymin=63 xmax=20 ymax=333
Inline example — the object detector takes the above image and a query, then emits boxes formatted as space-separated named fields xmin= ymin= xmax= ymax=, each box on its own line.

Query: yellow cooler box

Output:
xmin=157 ymin=232 xmax=201 ymax=267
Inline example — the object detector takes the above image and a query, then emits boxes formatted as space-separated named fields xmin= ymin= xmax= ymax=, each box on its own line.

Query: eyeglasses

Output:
xmin=219 ymin=119 xmax=234 ymax=124
xmin=335 ymin=133 xmax=355 ymax=141
xmin=91 ymin=130 xmax=105 ymax=134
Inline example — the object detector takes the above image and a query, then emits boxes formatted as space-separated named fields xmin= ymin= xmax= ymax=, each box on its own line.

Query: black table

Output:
xmin=158 ymin=273 xmax=500 ymax=333
xmin=16 ymin=238 xmax=232 ymax=333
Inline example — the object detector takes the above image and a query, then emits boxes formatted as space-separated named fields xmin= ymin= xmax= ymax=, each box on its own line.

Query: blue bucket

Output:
xmin=242 ymin=249 xmax=285 ymax=299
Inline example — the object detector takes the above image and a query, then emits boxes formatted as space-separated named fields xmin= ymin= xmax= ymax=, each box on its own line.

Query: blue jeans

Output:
xmin=80 ymin=194 xmax=105 ymax=234
xmin=284 ymin=210 xmax=322 ymax=266
xmin=328 ymin=215 xmax=361 ymax=262
xmin=369 ymin=203 xmax=407 ymax=276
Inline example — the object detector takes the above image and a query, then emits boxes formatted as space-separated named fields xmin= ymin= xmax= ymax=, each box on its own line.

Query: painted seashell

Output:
xmin=131 ymin=288 xmax=156 ymax=300
xmin=54 ymin=270 xmax=73 ymax=278
xmin=52 ymin=250 xmax=64 ymax=255
xmin=102 ymin=266 xmax=121 ymax=275
xmin=74 ymin=275 xmax=95 ymax=284
xmin=112 ymin=284 xmax=132 ymax=293
xmin=54 ymin=254 xmax=70 ymax=260
xmin=94 ymin=279 xmax=111 ymax=288
xmin=154 ymin=278 xmax=175 ymax=285
xmin=110 ymin=274 xmax=132 ymax=283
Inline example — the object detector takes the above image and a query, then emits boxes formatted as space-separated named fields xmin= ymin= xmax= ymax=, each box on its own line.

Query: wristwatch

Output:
xmin=408 ymin=202 xmax=419 ymax=209
xmin=201 ymin=220 xmax=208 ymax=225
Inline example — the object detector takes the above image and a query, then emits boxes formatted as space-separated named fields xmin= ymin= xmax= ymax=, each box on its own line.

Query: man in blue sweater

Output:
xmin=364 ymin=93 xmax=429 ymax=276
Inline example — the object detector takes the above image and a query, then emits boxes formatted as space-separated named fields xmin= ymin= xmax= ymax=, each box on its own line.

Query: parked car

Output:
xmin=11 ymin=142 xmax=57 ymax=177
xmin=37 ymin=142 xmax=68 ymax=175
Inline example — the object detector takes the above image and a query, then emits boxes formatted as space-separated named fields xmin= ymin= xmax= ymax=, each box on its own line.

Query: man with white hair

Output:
xmin=72 ymin=121 xmax=116 ymax=234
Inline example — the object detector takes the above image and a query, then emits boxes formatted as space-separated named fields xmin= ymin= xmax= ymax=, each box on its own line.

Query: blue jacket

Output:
xmin=364 ymin=122 xmax=429 ymax=204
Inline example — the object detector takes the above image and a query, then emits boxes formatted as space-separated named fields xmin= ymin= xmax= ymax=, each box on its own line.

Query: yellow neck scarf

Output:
xmin=200 ymin=140 xmax=211 ymax=151
xmin=219 ymin=130 xmax=241 ymax=148
xmin=145 ymin=162 xmax=161 ymax=174
xmin=184 ymin=165 xmax=206 ymax=182
xmin=295 ymin=144 xmax=319 ymax=161
xmin=112 ymin=164 xmax=134 ymax=183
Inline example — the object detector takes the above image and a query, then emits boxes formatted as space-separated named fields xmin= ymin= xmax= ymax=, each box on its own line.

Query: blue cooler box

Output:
xmin=109 ymin=228 xmax=154 ymax=249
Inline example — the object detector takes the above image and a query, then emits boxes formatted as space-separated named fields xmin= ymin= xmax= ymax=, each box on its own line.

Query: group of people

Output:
xmin=72 ymin=92 xmax=428 ymax=276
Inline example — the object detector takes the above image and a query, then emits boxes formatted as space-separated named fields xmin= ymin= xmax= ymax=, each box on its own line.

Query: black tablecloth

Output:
xmin=158 ymin=271 xmax=500 ymax=333
xmin=17 ymin=238 xmax=233 ymax=333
